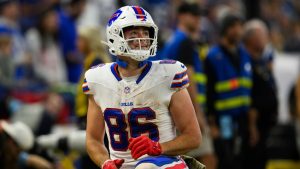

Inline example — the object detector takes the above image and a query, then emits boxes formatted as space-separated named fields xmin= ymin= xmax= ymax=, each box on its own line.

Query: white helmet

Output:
xmin=104 ymin=6 xmax=158 ymax=61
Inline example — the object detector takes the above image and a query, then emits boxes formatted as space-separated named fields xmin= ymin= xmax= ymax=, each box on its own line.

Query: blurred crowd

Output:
xmin=0 ymin=0 xmax=300 ymax=169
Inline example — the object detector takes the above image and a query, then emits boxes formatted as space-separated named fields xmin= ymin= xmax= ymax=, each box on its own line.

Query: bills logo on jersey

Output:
xmin=132 ymin=6 xmax=147 ymax=21
xmin=120 ymin=102 xmax=133 ymax=106
xmin=108 ymin=9 xmax=122 ymax=26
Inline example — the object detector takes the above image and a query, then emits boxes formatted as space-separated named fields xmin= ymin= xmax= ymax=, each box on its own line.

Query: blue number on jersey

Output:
xmin=104 ymin=107 xmax=159 ymax=151
xmin=129 ymin=107 xmax=159 ymax=141
xmin=104 ymin=108 xmax=129 ymax=151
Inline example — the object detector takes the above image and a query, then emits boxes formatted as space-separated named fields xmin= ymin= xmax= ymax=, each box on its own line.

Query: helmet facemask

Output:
xmin=120 ymin=26 xmax=157 ymax=61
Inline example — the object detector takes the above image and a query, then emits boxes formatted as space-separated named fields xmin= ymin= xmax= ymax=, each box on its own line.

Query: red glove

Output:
xmin=128 ymin=135 xmax=162 ymax=160
xmin=102 ymin=159 xmax=124 ymax=169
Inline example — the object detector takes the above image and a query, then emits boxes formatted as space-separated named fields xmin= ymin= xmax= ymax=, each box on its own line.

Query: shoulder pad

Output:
xmin=82 ymin=63 xmax=110 ymax=95
xmin=158 ymin=60 xmax=189 ymax=91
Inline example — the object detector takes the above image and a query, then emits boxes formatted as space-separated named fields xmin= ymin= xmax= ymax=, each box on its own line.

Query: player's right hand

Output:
xmin=102 ymin=159 xmax=124 ymax=169
xmin=128 ymin=135 xmax=162 ymax=159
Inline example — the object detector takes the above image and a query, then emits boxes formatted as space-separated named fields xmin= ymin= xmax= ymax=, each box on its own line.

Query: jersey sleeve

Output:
xmin=169 ymin=61 xmax=190 ymax=91
xmin=82 ymin=70 xmax=94 ymax=95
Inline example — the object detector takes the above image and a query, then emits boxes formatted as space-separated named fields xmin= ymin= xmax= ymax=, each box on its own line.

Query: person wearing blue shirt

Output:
xmin=58 ymin=0 xmax=86 ymax=83
xmin=161 ymin=2 xmax=217 ymax=169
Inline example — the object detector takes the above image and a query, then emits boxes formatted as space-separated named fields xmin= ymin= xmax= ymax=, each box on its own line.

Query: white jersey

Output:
xmin=83 ymin=60 xmax=189 ymax=168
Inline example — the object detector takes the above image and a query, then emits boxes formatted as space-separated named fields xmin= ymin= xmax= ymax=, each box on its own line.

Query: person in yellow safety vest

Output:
xmin=204 ymin=13 xmax=253 ymax=169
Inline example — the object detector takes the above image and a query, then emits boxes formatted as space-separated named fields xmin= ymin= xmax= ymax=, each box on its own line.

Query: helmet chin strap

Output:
xmin=116 ymin=58 xmax=148 ymax=68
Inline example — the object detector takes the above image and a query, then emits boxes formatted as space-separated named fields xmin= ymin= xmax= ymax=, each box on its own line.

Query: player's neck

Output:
xmin=118 ymin=60 xmax=145 ymax=77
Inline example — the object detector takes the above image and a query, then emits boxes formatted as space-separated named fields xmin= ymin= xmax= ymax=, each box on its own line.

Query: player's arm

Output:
xmin=128 ymin=88 xmax=201 ymax=159
xmin=86 ymin=95 xmax=109 ymax=167
xmin=161 ymin=88 xmax=202 ymax=155
xmin=128 ymin=62 xmax=201 ymax=159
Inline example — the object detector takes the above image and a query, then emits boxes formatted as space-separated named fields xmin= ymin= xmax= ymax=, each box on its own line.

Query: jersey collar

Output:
xmin=110 ymin=61 xmax=153 ymax=84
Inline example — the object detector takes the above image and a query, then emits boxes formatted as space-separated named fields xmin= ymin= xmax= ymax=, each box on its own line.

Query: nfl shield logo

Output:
xmin=124 ymin=86 xmax=130 ymax=94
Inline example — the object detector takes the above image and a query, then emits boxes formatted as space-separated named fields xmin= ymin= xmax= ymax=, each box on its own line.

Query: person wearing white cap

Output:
xmin=0 ymin=120 xmax=53 ymax=169
xmin=0 ymin=120 xmax=34 ymax=150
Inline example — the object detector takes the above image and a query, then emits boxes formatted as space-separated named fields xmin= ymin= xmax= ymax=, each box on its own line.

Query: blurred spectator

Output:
xmin=58 ymin=0 xmax=86 ymax=83
xmin=25 ymin=7 xmax=67 ymax=86
xmin=0 ymin=120 xmax=53 ymax=169
xmin=0 ymin=26 xmax=14 ymax=87
xmin=0 ymin=0 xmax=28 ymax=64
xmin=260 ymin=0 xmax=300 ymax=52
xmin=13 ymin=59 xmax=45 ymax=91
xmin=198 ymin=4 xmax=217 ymax=45
xmin=0 ymin=26 xmax=14 ymax=119
xmin=19 ymin=0 xmax=60 ymax=32
xmin=75 ymin=26 xmax=110 ymax=129
xmin=35 ymin=92 xmax=64 ymax=136
xmin=0 ymin=0 xmax=45 ymax=91
xmin=77 ymin=0 xmax=117 ymax=32
xmin=6 ymin=91 xmax=62 ymax=136
xmin=200 ymin=2 xmax=244 ymax=46
xmin=204 ymin=13 xmax=251 ymax=169
xmin=139 ymin=0 xmax=174 ymax=47
xmin=161 ymin=2 xmax=217 ymax=169
xmin=243 ymin=19 xmax=278 ymax=169
xmin=284 ymin=20 xmax=300 ymax=52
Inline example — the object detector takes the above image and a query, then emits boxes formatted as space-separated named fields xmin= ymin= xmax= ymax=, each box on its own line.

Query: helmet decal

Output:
xmin=131 ymin=6 xmax=147 ymax=21
xmin=108 ymin=9 xmax=123 ymax=26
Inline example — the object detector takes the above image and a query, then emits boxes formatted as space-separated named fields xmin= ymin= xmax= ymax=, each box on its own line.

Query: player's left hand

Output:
xmin=128 ymin=135 xmax=162 ymax=159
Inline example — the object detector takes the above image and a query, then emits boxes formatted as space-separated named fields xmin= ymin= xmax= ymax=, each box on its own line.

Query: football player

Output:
xmin=85 ymin=6 xmax=202 ymax=169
